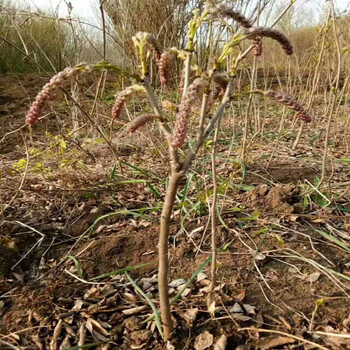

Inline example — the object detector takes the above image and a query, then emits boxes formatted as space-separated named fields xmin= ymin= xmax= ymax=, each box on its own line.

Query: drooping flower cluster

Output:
xmin=179 ymin=65 xmax=197 ymax=95
xmin=127 ymin=114 xmax=158 ymax=133
xmin=111 ymin=85 xmax=146 ymax=120
xmin=251 ymin=35 xmax=263 ymax=56
xmin=265 ymin=91 xmax=312 ymax=123
xmin=247 ymin=27 xmax=294 ymax=56
xmin=206 ymin=3 xmax=252 ymax=29
xmin=158 ymin=49 xmax=176 ymax=87
xmin=26 ymin=63 xmax=93 ymax=125
xmin=204 ymin=3 xmax=266 ymax=58
xmin=172 ymin=78 xmax=209 ymax=148
xmin=179 ymin=67 xmax=186 ymax=95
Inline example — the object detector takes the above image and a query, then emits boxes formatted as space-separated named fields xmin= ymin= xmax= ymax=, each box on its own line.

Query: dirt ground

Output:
xmin=1 ymin=74 xmax=350 ymax=349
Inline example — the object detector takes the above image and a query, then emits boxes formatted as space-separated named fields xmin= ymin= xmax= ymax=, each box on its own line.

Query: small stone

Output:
xmin=230 ymin=302 xmax=243 ymax=313
xmin=169 ymin=279 xmax=186 ymax=288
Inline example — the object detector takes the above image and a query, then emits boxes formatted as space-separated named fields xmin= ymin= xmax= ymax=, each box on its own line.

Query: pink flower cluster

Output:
xmin=158 ymin=50 xmax=176 ymax=87
xmin=251 ymin=36 xmax=263 ymax=57
xmin=127 ymin=114 xmax=158 ymax=132
xmin=172 ymin=78 xmax=209 ymax=148
xmin=111 ymin=85 xmax=146 ymax=120
xmin=179 ymin=67 xmax=186 ymax=95
xmin=266 ymin=90 xmax=312 ymax=123
xmin=26 ymin=63 xmax=92 ymax=125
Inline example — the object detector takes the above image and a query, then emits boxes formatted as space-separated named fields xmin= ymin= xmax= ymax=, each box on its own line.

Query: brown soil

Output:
xmin=245 ymin=161 xmax=318 ymax=185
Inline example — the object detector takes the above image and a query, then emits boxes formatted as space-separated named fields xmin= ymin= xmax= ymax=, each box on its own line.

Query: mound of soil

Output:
xmin=245 ymin=184 xmax=300 ymax=214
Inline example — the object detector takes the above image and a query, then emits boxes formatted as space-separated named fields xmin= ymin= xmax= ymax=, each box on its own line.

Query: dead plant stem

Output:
xmin=208 ymin=120 xmax=220 ymax=310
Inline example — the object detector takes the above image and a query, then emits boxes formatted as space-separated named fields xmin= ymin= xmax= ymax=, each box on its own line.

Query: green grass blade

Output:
xmin=117 ymin=179 xmax=149 ymax=184
xmin=172 ymin=256 xmax=212 ymax=304
xmin=109 ymin=163 xmax=117 ymax=180
xmin=181 ymin=173 xmax=194 ymax=206
xmin=67 ymin=255 xmax=83 ymax=278
xmin=125 ymin=272 xmax=163 ymax=339
xmin=121 ymin=161 xmax=161 ymax=180
xmin=116 ymin=178 xmax=162 ymax=199
xmin=146 ymin=182 xmax=162 ymax=199
xmin=315 ymin=229 xmax=350 ymax=253
xmin=284 ymin=253 xmax=350 ymax=282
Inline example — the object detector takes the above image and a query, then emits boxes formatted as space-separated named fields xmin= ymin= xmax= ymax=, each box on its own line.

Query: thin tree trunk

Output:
xmin=159 ymin=170 xmax=181 ymax=341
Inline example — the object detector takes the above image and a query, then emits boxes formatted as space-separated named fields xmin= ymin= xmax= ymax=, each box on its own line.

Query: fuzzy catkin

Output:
xmin=251 ymin=36 xmax=263 ymax=56
xmin=26 ymin=63 xmax=92 ymax=125
xmin=172 ymin=78 xmax=209 ymax=148
xmin=159 ymin=50 xmax=176 ymax=87
xmin=127 ymin=114 xmax=158 ymax=132
xmin=111 ymin=85 xmax=146 ymax=120
xmin=266 ymin=91 xmax=312 ymax=123
xmin=247 ymin=27 xmax=293 ymax=56
xmin=179 ymin=67 xmax=186 ymax=95
xmin=207 ymin=3 xmax=252 ymax=29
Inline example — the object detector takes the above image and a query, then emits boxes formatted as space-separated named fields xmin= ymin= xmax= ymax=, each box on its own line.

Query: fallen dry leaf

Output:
xmin=208 ymin=301 xmax=216 ymax=316
xmin=50 ymin=319 xmax=63 ymax=350
xmin=214 ymin=334 xmax=228 ymax=350
xmin=184 ymin=308 xmax=199 ymax=326
xmin=324 ymin=335 xmax=350 ymax=349
xmin=257 ymin=336 xmax=295 ymax=349
xmin=194 ymin=331 xmax=214 ymax=350
xmin=86 ymin=318 xmax=110 ymax=337
xmin=236 ymin=289 xmax=246 ymax=302
xmin=309 ymin=272 xmax=321 ymax=282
